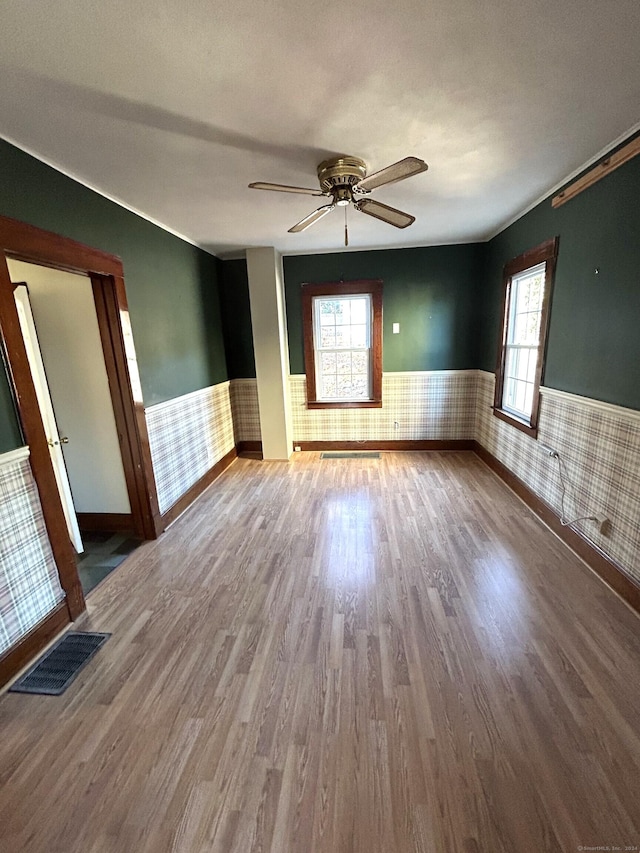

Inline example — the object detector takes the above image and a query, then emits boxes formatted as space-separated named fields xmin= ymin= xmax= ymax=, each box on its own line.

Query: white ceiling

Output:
xmin=1 ymin=0 xmax=639 ymax=257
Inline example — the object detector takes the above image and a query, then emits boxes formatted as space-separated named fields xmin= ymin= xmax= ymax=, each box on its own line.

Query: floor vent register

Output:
xmin=9 ymin=631 xmax=111 ymax=696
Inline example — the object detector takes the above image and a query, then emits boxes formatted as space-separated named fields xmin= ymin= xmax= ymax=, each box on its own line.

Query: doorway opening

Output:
xmin=9 ymin=260 xmax=145 ymax=595
xmin=0 ymin=213 xmax=162 ymax=686
xmin=7 ymin=258 xmax=146 ymax=595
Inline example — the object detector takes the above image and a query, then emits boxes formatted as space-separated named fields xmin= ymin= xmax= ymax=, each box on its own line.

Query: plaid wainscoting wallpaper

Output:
xmin=228 ymin=372 xmax=477 ymax=444
xmin=289 ymin=372 xmax=477 ymax=442
xmin=146 ymin=382 xmax=235 ymax=515
xmin=476 ymin=371 xmax=640 ymax=584
xmin=230 ymin=379 xmax=262 ymax=443
xmin=0 ymin=450 xmax=65 ymax=655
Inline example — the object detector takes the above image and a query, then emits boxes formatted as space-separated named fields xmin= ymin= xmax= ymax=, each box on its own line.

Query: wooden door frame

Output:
xmin=0 ymin=216 xmax=163 ymax=676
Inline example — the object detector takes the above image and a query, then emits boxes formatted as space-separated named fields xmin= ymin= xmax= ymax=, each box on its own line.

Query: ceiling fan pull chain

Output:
xmin=344 ymin=206 xmax=349 ymax=247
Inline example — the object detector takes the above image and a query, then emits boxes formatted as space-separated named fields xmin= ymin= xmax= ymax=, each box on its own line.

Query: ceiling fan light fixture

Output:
xmin=333 ymin=186 xmax=353 ymax=207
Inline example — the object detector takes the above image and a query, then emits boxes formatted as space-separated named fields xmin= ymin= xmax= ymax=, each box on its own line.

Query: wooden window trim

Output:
xmin=301 ymin=280 xmax=383 ymax=409
xmin=493 ymin=237 xmax=559 ymax=438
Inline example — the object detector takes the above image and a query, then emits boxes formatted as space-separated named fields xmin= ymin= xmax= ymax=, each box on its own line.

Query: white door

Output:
xmin=14 ymin=284 xmax=84 ymax=554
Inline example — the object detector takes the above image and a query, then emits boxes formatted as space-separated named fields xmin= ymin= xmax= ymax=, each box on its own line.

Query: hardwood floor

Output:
xmin=0 ymin=451 xmax=639 ymax=852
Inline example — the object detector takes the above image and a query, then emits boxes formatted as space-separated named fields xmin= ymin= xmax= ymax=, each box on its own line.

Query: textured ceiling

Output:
xmin=0 ymin=0 xmax=639 ymax=257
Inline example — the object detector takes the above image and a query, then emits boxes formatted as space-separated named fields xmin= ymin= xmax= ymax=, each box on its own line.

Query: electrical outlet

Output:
xmin=539 ymin=443 xmax=558 ymax=458
xmin=393 ymin=421 xmax=399 ymax=430
xmin=294 ymin=446 xmax=301 ymax=452
xmin=594 ymin=514 xmax=610 ymax=535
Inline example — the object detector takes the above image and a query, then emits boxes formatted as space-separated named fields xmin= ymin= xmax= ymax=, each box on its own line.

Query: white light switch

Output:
xmin=392 ymin=322 xmax=400 ymax=334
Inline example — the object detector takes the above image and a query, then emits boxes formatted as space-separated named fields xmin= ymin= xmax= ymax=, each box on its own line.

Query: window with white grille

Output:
xmin=494 ymin=238 xmax=558 ymax=436
xmin=501 ymin=262 xmax=545 ymax=420
xmin=301 ymin=280 xmax=382 ymax=409
xmin=313 ymin=294 xmax=372 ymax=401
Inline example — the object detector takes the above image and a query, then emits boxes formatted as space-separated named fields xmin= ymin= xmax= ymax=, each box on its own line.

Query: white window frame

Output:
xmin=494 ymin=237 xmax=559 ymax=437
xmin=501 ymin=261 xmax=546 ymax=421
xmin=312 ymin=293 xmax=373 ymax=403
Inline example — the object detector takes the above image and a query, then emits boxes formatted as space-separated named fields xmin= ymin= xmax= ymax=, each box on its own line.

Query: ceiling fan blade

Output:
xmin=249 ymin=181 xmax=326 ymax=197
xmin=288 ymin=204 xmax=336 ymax=233
xmin=355 ymin=157 xmax=428 ymax=192
xmin=355 ymin=199 xmax=415 ymax=229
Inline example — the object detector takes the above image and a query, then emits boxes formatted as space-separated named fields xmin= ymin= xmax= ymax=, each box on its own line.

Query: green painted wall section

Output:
xmin=219 ymin=259 xmax=256 ymax=379
xmin=284 ymin=245 xmax=484 ymax=375
xmin=479 ymin=143 xmax=640 ymax=410
xmin=0 ymin=360 xmax=23 ymax=453
xmin=0 ymin=139 xmax=227 ymax=454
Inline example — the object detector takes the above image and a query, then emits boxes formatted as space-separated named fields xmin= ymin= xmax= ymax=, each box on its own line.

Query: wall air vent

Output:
xmin=320 ymin=451 xmax=381 ymax=459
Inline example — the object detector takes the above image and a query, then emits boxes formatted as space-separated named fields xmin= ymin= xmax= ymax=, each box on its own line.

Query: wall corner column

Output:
xmin=246 ymin=247 xmax=293 ymax=460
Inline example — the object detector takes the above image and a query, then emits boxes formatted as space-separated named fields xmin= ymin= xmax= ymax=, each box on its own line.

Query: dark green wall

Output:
xmin=479 ymin=142 xmax=640 ymax=409
xmin=284 ymin=245 xmax=484 ymax=375
xmin=0 ymin=139 xmax=227 ymax=453
xmin=219 ymin=259 xmax=255 ymax=379
xmin=0 ymin=355 xmax=23 ymax=452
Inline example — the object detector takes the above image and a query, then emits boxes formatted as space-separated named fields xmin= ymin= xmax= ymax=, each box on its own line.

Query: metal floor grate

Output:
xmin=320 ymin=451 xmax=381 ymax=459
xmin=9 ymin=631 xmax=110 ymax=696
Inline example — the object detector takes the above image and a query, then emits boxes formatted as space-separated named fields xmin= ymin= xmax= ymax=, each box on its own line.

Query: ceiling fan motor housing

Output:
xmin=317 ymin=157 xmax=368 ymax=202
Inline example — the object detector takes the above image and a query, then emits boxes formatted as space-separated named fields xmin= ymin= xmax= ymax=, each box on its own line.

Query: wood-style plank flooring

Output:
xmin=1 ymin=451 xmax=639 ymax=852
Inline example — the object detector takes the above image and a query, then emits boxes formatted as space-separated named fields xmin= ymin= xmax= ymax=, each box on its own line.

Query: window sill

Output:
xmin=307 ymin=399 xmax=382 ymax=410
xmin=492 ymin=406 xmax=538 ymax=438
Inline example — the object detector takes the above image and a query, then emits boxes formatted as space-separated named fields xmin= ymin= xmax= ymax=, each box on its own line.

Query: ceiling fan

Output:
xmin=249 ymin=155 xmax=428 ymax=245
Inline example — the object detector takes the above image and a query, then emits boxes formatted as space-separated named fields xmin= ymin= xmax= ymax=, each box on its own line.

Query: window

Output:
xmin=301 ymin=280 xmax=382 ymax=408
xmin=314 ymin=293 xmax=371 ymax=400
xmin=493 ymin=237 xmax=559 ymax=436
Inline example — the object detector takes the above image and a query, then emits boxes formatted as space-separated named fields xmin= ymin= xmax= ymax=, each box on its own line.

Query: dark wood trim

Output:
xmin=112 ymin=274 xmax=163 ymax=538
xmin=0 ymin=214 xmax=124 ymax=277
xmin=91 ymin=275 xmax=162 ymax=540
xmin=91 ymin=278 xmax=145 ymax=537
xmin=473 ymin=441 xmax=640 ymax=615
xmin=502 ymin=238 xmax=558 ymax=278
xmin=295 ymin=440 xmax=475 ymax=452
xmin=552 ymin=133 xmax=640 ymax=208
xmin=370 ymin=283 xmax=383 ymax=404
xmin=0 ymin=603 xmax=69 ymax=690
xmin=306 ymin=400 xmax=383 ymax=409
xmin=530 ymin=243 xmax=557 ymax=431
xmin=161 ymin=447 xmax=238 ymax=527
xmin=237 ymin=441 xmax=263 ymax=457
xmin=0 ymin=214 xmax=165 ymax=647
xmin=0 ymin=255 xmax=85 ymax=620
xmin=493 ymin=237 xmax=559 ymax=438
xmin=76 ymin=512 xmax=135 ymax=535
xmin=491 ymin=406 xmax=539 ymax=437
xmin=301 ymin=280 xmax=383 ymax=408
